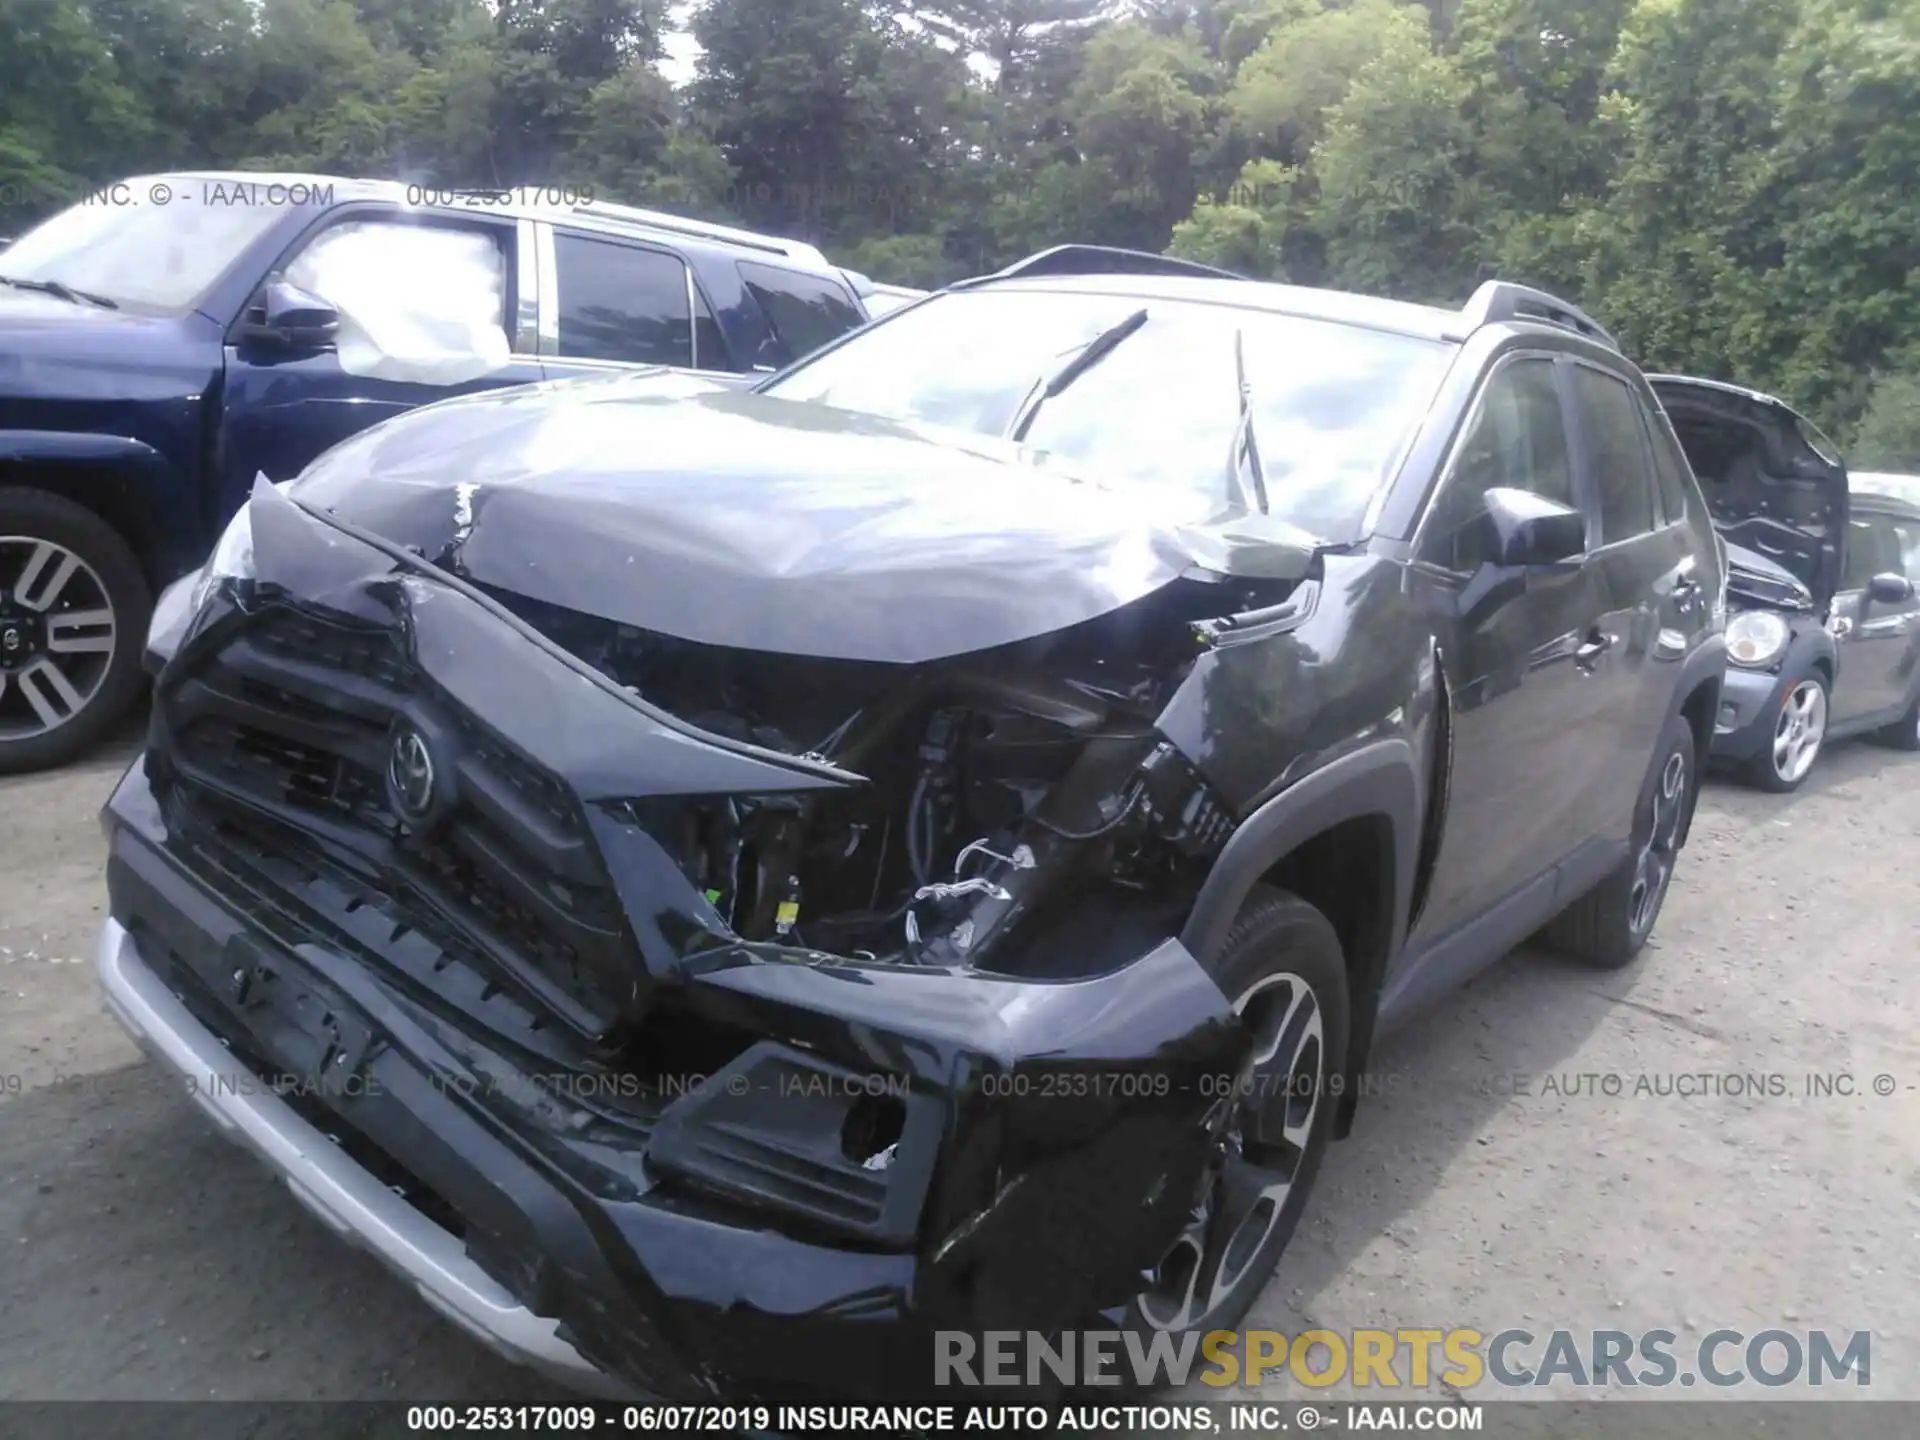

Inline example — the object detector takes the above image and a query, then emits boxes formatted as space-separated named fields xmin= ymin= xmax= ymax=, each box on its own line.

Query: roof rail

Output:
xmin=1461 ymin=280 xmax=1618 ymax=350
xmin=954 ymin=245 xmax=1250 ymax=288
xmin=568 ymin=199 xmax=828 ymax=265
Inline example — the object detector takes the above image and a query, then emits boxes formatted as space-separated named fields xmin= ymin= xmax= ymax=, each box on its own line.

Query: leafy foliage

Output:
xmin=2 ymin=0 xmax=1919 ymax=436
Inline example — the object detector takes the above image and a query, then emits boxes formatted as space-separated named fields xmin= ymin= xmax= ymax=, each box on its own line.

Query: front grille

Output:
xmin=160 ymin=603 xmax=639 ymax=1041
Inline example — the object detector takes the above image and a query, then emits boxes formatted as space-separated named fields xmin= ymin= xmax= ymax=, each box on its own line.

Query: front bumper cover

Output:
xmin=1709 ymin=663 xmax=1793 ymax=763
xmin=98 ymin=750 xmax=1240 ymax=1402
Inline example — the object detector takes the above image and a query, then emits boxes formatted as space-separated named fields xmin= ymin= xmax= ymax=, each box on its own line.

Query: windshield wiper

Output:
xmin=0 ymin=274 xmax=120 ymax=310
xmin=1005 ymin=307 xmax=1149 ymax=442
xmin=1228 ymin=327 xmax=1270 ymax=513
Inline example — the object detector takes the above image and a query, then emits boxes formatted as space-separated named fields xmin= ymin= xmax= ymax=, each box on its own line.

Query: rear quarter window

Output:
xmin=737 ymin=261 xmax=866 ymax=367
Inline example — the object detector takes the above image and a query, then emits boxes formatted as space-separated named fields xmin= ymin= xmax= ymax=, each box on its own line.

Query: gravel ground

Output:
xmin=2 ymin=723 xmax=1915 ymax=1412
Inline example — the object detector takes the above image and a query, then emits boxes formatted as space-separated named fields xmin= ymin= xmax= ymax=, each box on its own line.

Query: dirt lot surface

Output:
xmin=3 ymin=723 xmax=1916 ymax=1415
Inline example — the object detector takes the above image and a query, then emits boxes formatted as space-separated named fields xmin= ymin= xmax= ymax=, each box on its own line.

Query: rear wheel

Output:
xmin=1124 ymin=888 xmax=1349 ymax=1338
xmin=1539 ymin=713 xmax=1695 ymax=969
xmin=1742 ymin=672 xmax=1827 ymax=791
xmin=0 ymin=487 xmax=151 ymax=774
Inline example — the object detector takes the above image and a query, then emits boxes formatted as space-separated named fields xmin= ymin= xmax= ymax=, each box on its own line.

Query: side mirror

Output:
xmin=1485 ymin=486 xmax=1587 ymax=569
xmin=1868 ymin=571 xmax=1916 ymax=604
xmin=240 ymin=280 xmax=340 ymax=352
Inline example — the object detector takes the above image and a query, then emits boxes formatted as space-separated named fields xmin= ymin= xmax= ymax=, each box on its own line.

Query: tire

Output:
xmin=0 ymin=486 xmax=152 ymax=774
xmin=1539 ymin=712 xmax=1696 ymax=969
xmin=1741 ymin=671 xmax=1829 ymax=792
xmin=1122 ymin=886 xmax=1350 ymax=1340
xmin=1876 ymin=689 xmax=1920 ymax=752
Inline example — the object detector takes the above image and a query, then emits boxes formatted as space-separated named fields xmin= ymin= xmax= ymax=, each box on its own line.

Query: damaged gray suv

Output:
xmin=96 ymin=247 xmax=1725 ymax=1403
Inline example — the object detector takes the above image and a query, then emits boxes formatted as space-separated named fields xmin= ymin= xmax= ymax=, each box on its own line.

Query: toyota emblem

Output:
xmin=386 ymin=727 xmax=438 ymax=824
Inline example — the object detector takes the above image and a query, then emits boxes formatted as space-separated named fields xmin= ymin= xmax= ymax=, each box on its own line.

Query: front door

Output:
xmin=1831 ymin=511 xmax=1920 ymax=724
xmin=1406 ymin=352 xmax=1615 ymax=949
xmin=214 ymin=210 xmax=544 ymax=530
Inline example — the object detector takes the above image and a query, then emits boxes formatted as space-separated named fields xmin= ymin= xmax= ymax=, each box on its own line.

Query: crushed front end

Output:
xmin=97 ymin=482 xmax=1274 ymax=1402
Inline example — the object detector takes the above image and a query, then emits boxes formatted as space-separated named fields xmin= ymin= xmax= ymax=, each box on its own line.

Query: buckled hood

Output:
xmin=286 ymin=370 xmax=1320 ymax=665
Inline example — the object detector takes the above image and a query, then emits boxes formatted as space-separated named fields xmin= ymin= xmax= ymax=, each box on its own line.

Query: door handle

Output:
xmin=1575 ymin=629 xmax=1613 ymax=668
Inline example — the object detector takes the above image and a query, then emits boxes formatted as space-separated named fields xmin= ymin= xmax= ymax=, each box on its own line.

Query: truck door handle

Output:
xmin=1575 ymin=630 xmax=1613 ymax=668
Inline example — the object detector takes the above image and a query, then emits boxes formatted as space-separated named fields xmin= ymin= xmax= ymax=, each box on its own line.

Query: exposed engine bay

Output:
xmin=489 ymin=580 xmax=1268 ymax=979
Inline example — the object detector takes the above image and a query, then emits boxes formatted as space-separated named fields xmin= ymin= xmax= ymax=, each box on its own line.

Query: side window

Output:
xmin=692 ymin=285 xmax=730 ymax=370
xmin=1842 ymin=517 xmax=1899 ymax=591
xmin=1419 ymin=357 xmax=1575 ymax=573
xmin=1638 ymin=399 xmax=1693 ymax=524
xmin=553 ymin=234 xmax=691 ymax=367
xmin=1893 ymin=519 xmax=1920 ymax=583
xmin=737 ymin=261 xmax=866 ymax=368
xmin=1572 ymin=367 xmax=1658 ymax=544
xmin=282 ymin=219 xmax=511 ymax=381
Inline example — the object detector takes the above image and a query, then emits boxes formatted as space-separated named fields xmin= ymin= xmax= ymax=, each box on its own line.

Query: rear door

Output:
xmin=1830 ymin=511 xmax=1920 ymax=723
xmin=216 ymin=210 xmax=544 ymax=524
xmin=1406 ymin=352 xmax=1614 ymax=946
xmin=1567 ymin=362 xmax=1705 ymax=843
xmin=538 ymin=226 xmax=742 ymax=383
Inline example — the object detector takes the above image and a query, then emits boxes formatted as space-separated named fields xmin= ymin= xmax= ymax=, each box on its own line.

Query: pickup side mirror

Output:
xmin=1868 ymin=571 xmax=1916 ymax=605
xmin=240 ymin=280 xmax=340 ymax=353
xmin=1485 ymin=486 xmax=1587 ymax=569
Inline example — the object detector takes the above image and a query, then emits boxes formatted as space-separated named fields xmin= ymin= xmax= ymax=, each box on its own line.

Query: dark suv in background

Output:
xmin=1650 ymin=375 xmax=1920 ymax=789
xmin=97 ymin=248 xmax=1724 ymax=1403
xmin=0 ymin=173 xmax=870 ymax=773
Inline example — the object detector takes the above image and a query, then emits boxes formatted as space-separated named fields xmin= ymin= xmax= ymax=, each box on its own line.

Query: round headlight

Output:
xmin=1726 ymin=609 xmax=1790 ymax=668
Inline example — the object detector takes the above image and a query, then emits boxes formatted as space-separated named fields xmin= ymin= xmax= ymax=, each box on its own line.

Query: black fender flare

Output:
xmin=1643 ymin=634 xmax=1728 ymax=847
xmin=1179 ymin=738 xmax=1422 ymax=1131
xmin=1780 ymin=619 xmax=1839 ymax=686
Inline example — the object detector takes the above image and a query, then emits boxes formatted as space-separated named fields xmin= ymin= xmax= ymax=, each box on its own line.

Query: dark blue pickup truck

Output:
xmin=0 ymin=173 xmax=872 ymax=772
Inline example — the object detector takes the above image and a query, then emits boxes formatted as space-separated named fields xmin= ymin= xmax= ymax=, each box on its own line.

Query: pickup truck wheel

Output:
xmin=1538 ymin=713 xmax=1695 ymax=969
xmin=1126 ymin=887 xmax=1349 ymax=1338
xmin=0 ymin=487 xmax=151 ymax=774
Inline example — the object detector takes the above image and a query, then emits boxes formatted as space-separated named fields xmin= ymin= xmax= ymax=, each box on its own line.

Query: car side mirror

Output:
xmin=1868 ymin=571 xmax=1916 ymax=604
xmin=1484 ymin=486 xmax=1587 ymax=569
xmin=240 ymin=280 xmax=340 ymax=353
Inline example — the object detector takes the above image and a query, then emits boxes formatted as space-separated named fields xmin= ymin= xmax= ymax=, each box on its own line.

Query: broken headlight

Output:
xmin=189 ymin=498 xmax=259 ymax=615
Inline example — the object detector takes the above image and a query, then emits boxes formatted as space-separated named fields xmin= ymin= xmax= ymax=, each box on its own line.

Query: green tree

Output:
xmin=1851 ymin=371 xmax=1920 ymax=471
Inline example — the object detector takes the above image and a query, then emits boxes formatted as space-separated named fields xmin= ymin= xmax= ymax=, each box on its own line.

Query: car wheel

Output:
xmin=0 ymin=487 xmax=152 ymax=775
xmin=1124 ymin=887 xmax=1350 ymax=1339
xmin=1539 ymin=712 xmax=1696 ymax=969
xmin=1743 ymin=672 xmax=1828 ymax=791
xmin=1876 ymin=690 xmax=1920 ymax=752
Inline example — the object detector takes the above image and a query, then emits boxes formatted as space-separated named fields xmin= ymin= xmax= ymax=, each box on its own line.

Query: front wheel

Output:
xmin=1742 ymin=673 xmax=1828 ymax=791
xmin=1124 ymin=888 xmax=1350 ymax=1339
xmin=1539 ymin=712 xmax=1696 ymax=969
xmin=0 ymin=487 xmax=152 ymax=774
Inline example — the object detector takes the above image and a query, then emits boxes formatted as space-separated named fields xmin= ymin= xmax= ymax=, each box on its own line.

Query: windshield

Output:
xmin=0 ymin=180 xmax=304 ymax=312
xmin=764 ymin=287 xmax=1455 ymax=538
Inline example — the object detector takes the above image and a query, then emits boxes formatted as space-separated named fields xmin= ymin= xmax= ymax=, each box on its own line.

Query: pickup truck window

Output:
xmin=553 ymin=234 xmax=692 ymax=366
xmin=737 ymin=261 xmax=865 ymax=367
xmin=284 ymin=219 xmax=512 ymax=384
